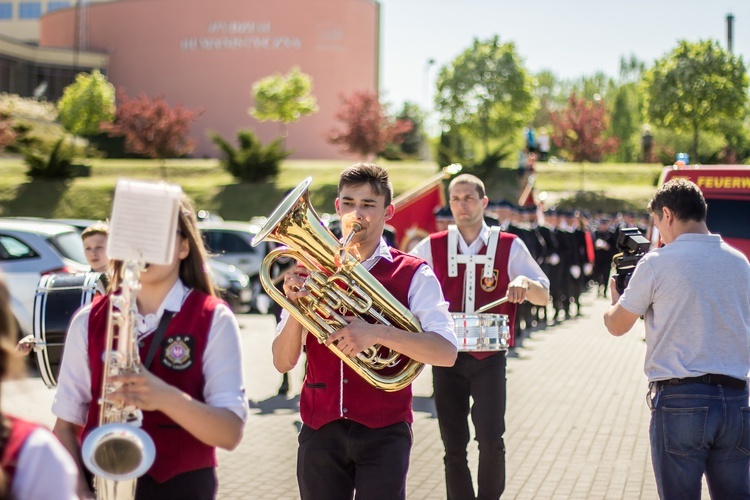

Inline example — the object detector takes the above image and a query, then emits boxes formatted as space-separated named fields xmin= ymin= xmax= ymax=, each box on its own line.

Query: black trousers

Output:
xmin=135 ymin=467 xmax=216 ymax=500
xmin=297 ymin=419 xmax=412 ymax=500
xmin=433 ymin=352 xmax=507 ymax=500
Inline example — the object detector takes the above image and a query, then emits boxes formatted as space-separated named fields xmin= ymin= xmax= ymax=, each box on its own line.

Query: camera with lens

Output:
xmin=612 ymin=227 xmax=650 ymax=295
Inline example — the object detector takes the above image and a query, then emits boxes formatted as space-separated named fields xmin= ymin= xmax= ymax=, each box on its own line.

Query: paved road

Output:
xmin=5 ymin=290 xmax=705 ymax=498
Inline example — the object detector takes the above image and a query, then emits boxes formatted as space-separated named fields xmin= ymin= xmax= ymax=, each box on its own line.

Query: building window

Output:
xmin=47 ymin=1 xmax=70 ymax=12
xmin=0 ymin=3 xmax=12 ymax=19
xmin=18 ymin=2 xmax=42 ymax=19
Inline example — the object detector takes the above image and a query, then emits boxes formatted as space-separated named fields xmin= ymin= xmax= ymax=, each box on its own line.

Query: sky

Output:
xmin=378 ymin=0 xmax=750 ymax=110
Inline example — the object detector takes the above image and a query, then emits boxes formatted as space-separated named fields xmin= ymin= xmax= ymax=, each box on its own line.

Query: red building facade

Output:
xmin=40 ymin=0 xmax=380 ymax=159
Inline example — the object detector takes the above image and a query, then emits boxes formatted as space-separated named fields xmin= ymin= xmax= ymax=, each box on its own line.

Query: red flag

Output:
xmin=389 ymin=178 xmax=446 ymax=251
xmin=584 ymin=230 xmax=595 ymax=263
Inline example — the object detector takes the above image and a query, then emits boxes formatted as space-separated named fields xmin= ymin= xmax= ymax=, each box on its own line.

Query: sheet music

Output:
xmin=107 ymin=180 xmax=183 ymax=265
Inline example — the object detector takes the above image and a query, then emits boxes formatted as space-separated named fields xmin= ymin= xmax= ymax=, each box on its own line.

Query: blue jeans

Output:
xmin=649 ymin=382 xmax=750 ymax=500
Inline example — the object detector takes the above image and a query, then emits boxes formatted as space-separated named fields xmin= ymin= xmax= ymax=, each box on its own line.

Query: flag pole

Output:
xmin=393 ymin=163 xmax=462 ymax=208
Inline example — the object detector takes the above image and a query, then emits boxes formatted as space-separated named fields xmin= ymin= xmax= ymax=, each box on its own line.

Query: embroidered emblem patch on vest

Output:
xmin=480 ymin=270 xmax=499 ymax=292
xmin=162 ymin=336 xmax=194 ymax=370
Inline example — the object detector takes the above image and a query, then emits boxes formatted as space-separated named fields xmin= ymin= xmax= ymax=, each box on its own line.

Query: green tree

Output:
xmin=643 ymin=39 xmax=748 ymax=161
xmin=249 ymin=66 xmax=318 ymax=144
xmin=57 ymin=70 xmax=115 ymax=136
xmin=610 ymin=57 xmax=647 ymax=162
xmin=395 ymin=101 xmax=425 ymax=157
xmin=435 ymin=36 xmax=535 ymax=160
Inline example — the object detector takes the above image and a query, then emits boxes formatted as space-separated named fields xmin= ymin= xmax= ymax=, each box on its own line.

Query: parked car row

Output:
xmin=0 ymin=217 xmax=270 ymax=342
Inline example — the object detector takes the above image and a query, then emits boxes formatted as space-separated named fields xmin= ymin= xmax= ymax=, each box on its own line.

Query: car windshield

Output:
xmin=706 ymin=199 xmax=750 ymax=240
xmin=48 ymin=232 xmax=87 ymax=265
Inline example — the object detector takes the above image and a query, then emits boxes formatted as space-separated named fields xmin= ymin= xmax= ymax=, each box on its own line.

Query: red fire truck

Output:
xmin=653 ymin=164 xmax=750 ymax=257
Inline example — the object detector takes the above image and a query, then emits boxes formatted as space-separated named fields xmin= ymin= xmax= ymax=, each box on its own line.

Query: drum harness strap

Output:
xmin=447 ymin=225 xmax=500 ymax=313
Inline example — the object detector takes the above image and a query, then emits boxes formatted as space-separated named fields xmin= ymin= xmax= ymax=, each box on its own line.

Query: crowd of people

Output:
xmin=2 ymin=163 xmax=747 ymax=500
xmin=442 ymin=199 xmax=652 ymax=345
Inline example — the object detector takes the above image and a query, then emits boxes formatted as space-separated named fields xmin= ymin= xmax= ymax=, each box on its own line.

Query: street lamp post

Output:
xmin=422 ymin=58 xmax=436 ymax=160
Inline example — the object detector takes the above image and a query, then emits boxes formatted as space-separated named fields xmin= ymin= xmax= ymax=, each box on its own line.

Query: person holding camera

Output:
xmin=603 ymin=179 xmax=750 ymax=499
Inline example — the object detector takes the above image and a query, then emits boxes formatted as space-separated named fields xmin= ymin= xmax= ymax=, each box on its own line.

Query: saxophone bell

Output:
xmin=82 ymin=423 xmax=156 ymax=481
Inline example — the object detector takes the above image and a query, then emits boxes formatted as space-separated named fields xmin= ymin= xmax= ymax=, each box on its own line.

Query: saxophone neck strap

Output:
xmin=144 ymin=311 xmax=176 ymax=369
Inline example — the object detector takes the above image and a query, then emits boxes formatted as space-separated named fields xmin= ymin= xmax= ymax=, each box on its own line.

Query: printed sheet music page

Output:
xmin=107 ymin=179 xmax=183 ymax=265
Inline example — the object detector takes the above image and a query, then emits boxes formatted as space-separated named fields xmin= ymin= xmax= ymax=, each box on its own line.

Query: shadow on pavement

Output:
xmin=249 ymin=394 xmax=300 ymax=415
xmin=413 ymin=395 xmax=437 ymax=418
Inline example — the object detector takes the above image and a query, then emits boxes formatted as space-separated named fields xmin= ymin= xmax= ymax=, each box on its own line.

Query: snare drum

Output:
xmin=451 ymin=313 xmax=510 ymax=352
xmin=33 ymin=272 xmax=103 ymax=387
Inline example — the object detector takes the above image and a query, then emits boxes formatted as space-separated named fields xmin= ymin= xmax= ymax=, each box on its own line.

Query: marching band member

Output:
xmin=0 ymin=273 xmax=78 ymax=499
xmin=272 ymin=163 xmax=457 ymax=499
xmin=52 ymin=196 xmax=247 ymax=499
xmin=410 ymin=173 xmax=549 ymax=500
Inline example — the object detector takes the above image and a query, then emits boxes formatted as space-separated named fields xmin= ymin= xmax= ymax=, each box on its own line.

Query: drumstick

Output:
xmin=474 ymin=295 xmax=509 ymax=314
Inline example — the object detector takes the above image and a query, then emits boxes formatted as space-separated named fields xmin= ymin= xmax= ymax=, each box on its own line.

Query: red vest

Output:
xmin=430 ymin=230 xmax=518 ymax=358
xmin=300 ymin=249 xmax=423 ymax=430
xmin=85 ymin=290 xmax=220 ymax=483
xmin=1 ymin=416 xmax=40 ymax=487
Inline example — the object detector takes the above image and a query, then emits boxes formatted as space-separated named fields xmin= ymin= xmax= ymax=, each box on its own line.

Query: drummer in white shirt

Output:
xmin=410 ymin=173 xmax=549 ymax=500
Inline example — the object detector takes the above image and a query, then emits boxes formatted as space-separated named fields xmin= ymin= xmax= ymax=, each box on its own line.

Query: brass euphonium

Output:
xmin=81 ymin=260 xmax=156 ymax=500
xmin=251 ymin=177 xmax=425 ymax=392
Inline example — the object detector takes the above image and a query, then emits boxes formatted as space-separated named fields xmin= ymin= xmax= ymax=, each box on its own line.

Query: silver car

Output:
xmin=198 ymin=220 xmax=275 ymax=311
xmin=0 ymin=219 xmax=89 ymax=336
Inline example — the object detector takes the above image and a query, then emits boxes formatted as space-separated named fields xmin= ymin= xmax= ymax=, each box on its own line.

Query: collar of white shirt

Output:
xmin=458 ymin=222 xmax=492 ymax=254
xmin=359 ymin=237 xmax=393 ymax=270
xmin=136 ymin=279 xmax=189 ymax=337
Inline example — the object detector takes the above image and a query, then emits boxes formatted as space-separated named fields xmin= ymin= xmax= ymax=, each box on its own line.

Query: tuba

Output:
xmin=252 ymin=177 xmax=424 ymax=392
xmin=81 ymin=260 xmax=156 ymax=500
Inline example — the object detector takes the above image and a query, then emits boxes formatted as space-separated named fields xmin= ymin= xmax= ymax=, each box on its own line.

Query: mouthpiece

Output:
xmin=350 ymin=222 xmax=362 ymax=233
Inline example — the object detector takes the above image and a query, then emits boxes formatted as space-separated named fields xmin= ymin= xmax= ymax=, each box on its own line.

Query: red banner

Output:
xmin=389 ymin=179 xmax=445 ymax=251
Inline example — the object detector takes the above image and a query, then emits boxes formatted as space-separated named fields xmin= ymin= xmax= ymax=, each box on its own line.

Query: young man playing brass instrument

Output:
xmin=272 ymin=163 xmax=457 ymax=499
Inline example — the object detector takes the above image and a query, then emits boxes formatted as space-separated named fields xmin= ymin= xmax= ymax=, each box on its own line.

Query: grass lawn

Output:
xmin=0 ymin=157 xmax=666 ymax=221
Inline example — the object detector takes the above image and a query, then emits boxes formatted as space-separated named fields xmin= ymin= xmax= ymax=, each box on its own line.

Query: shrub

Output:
xmin=209 ymin=129 xmax=291 ymax=183
xmin=0 ymin=93 xmax=58 ymax=122
xmin=23 ymin=136 xmax=80 ymax=180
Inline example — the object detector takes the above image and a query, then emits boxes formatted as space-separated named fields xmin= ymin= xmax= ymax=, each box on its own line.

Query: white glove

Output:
xmin=583 ymin=262 xmax=593 ymax=276
xmin=570 ymin=265 xmax=581 ymax=279
xmin=547 ymin=253 xmax=560 ymax=266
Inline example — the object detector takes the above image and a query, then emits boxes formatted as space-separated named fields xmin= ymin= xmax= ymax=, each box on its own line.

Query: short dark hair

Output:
xmin=449 ymin=173 xmax=486 ymax=199
xmin=338 ymin=163 xmax=393 ymax=206
xmin=647 ymin=179 xmax=707 ymax=222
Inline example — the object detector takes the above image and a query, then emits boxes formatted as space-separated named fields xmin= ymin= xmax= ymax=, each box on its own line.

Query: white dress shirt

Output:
xmin=410 ymin=223 xmax=550 ymax=311
xmin=277 ymin=237 xmax=457 ymax=347
xmin=52 ymin=279 xmax=248 ymax=425
xmin=13 ymin=427 xmax=78 ymax=500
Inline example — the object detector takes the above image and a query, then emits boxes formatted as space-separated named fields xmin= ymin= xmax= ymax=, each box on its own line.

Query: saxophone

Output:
xmin=81 ymin=260 xmax=156 ymax=500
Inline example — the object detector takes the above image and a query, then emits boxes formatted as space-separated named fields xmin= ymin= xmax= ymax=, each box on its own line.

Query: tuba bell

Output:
xmin=252 ymin=177 xmax=424 ymax=392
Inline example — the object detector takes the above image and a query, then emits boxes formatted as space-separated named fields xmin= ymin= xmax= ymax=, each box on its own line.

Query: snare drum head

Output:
xmin=33 ymin=272 xmax=102 ymax=387
xmin=451 ymin=313 xmax=510 ymax=352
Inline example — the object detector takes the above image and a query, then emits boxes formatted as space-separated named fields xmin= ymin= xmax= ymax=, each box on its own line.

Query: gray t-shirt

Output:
xmin=620 ymin=233 xmax=750 ymax=382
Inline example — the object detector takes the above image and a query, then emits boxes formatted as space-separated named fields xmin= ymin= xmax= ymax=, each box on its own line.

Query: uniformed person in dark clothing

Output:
xmin=593 ymin=216 xmax=617 ymax=298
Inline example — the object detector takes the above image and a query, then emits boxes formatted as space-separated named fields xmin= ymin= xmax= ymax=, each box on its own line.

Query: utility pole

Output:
xmin=727 ymin=13 xmax=734 ymax=53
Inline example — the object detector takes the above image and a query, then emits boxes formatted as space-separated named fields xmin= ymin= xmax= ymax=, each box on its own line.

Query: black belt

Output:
xmin=656 ymin=374 xmax=747 ymax=390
